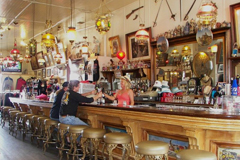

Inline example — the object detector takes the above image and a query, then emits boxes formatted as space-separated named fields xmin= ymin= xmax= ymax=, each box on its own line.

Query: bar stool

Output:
xmin=1 ymin=106 xmax=14 ymax=127
xmin=16 ymin=112 xmax=28 ymax=136
xmin=81 ymin=128 xmax=106 ymax=160
xmin=23 ymin=113 xmax=34 ymax=140
xmin=37 ymin=117 xmax=50 ymax=147
xmin=67 ymin=125 xmax=89 ymax=160
xmin=43 ymin=119 xmax=59 ymax=152
xmin=135 ymin=141 xmax=169 ymax=160
xmin=176 ymin=149 xmax=217 ymax=160
xmin=31 ymin=115 xmax=45 ymax=143
xmin=8 ymin=110 xmax=20 ymax=136
xmin=103 ymin=132 xmax=132 ymax=160
xmin=58 ymin=123 xmax=71 ymax=160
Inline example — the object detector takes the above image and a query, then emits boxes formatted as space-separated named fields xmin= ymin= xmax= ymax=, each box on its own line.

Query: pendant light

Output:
xmin=135 ymin=0 xmax=149 ymax=45
xmin=82 ymin=12 xmax=88 ymax=53
xmin=28 ymin=2 xmax=37 ymax=57
xmin=10 ymin=22 xmax=20 ymax=61
xmin=42 ymin=0 xmax=55 ymax=48
xmin=67 ymin=0 xmax=76 ymax=44
xmin=95 ymin=0 xmax=111 ymax=34
xmin=0 ymin=34 xmax=3 ymax=65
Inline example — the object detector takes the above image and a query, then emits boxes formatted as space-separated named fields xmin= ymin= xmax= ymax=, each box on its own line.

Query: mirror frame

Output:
xmin=230 ymin=2 xmax=240 ymax=47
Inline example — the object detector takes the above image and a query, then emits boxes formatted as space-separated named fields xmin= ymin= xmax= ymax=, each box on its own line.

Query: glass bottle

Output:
xmin=232 ymin=43 xmax=238 ymax=57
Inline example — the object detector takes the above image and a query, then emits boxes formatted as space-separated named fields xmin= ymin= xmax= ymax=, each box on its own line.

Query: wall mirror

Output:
xmin=230 ymin=2 xmax=240 ymax=48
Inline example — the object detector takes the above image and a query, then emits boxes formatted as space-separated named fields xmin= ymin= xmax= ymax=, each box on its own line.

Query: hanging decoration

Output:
xmin=54 ymin=52 xmax=62 ymax=64
xmin=82 ymin=12 xmax=88 ymax=53
xmin=95 ymin=0 xmax=112 ymax=34
xmin=42 ymin=0 xmax=55 ymax=47
xmin=10 ymin=39 xmax=20 ymax=61
xmin=135 ymin=0 xmax=149 ymax=45
xmin=116 ymin=50 xmax=126 ymax=60
xmin=67 ymin=0 xmax=77 ymax=44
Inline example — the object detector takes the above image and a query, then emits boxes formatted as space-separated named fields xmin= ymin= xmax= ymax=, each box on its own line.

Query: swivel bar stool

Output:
xmin=16 ymin=112 xmax=27 ymax=136
xmin=81 ymin=128 xmax=106 ymax=160
xmin=67 ymin=125 xmax=89 ymax=160
xmin=58 ymin=123 xmax=72 ymax=160
xmin=36 ymin=116 xmax=50 ymax=147
xmin=31 ymin=115 xmax=45 ymax=143
xmin=103 ymin=132 xmax=132 ymax=160
xmin=135 ymin=141 xmax=169 ymax=160
xmin=1 ymin=106 xmax=14 ymax=127
xmin=43 ymin=119 xmax=59 ymax=152
xmin=176 ymin=149 xmax=217 ymax=160
xmin=8 ymin=110 xmax=20 ymax=136
xmin=22 ymin=113 xmax=34 ymax=140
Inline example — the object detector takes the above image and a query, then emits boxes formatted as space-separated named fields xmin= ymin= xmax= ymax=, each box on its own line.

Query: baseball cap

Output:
xmin=62 ymin=82 xmax=69 ymax=87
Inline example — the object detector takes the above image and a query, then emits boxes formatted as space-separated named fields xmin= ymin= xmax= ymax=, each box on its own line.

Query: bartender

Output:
xmin=104 ymin=75 xmax=134 ymax=105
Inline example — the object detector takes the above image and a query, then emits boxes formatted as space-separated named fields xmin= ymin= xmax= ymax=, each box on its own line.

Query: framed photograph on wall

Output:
xmin=30 ymin=55 xmax=38 ymax=70
xmin=57 ymin=42 xmax=66 ymax=64
xmin=42 ymin=69 xmax=46 ymax=78
xmin=109 ymin=35 xmax=121 ymax=57
xmin=126 ymin=27 xmax=151 ymax=61
xmin=43 ymin=54 xmax=50 ymax=67
xmin=47 ymin=69 xmax=51 ymax=77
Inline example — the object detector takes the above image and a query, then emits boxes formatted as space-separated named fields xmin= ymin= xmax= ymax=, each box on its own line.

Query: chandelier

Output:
xmin=135 ymin=24 xmax=149 ymax=45
xmin=196 ymin=0 xmax=218 ymax=29
xmin=95 ymin=0 xmax=112 ymax=34
xmin=67 ymin=0 xmax=76 ymax=44
xmin=42 ymin=31 xmax=55 ymax=47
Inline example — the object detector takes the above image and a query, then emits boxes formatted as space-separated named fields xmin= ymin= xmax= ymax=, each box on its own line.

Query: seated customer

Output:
xmin=59 ymin=80 xmax=102 ymax=125
xmin=104 ymin=75 xmax=134 ymax=105
xmin=50 ymin=82 xmax=69 ymax=121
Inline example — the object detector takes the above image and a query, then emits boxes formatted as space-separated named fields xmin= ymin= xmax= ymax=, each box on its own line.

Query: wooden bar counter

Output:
xmin=9 ymin=97 xmax=240 ymax=159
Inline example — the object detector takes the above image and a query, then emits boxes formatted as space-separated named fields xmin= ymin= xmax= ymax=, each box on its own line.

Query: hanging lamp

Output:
xmin=135 ymin=0 xmax=149 ymax=45
xmin=28 ymin=2 xmax=37 ymax=56
xmin=95 ymin=0 xmax=111 ymax=34
xmin=67 ymin=0 xmax=76 ymax=44
xmin=10 ymin=39 xmax=20 ymax=61
xmin=82 ymin=12 xmax=88 ymax=53
xmin=0 ymin=34 xmax=3 ymax=65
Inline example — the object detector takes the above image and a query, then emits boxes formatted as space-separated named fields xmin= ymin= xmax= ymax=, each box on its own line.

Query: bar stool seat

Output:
xmin=67 ymin=125 xmax=89 ymax=160
xmin=43 ymin=119 xmax=59 ymax=152
xmin=176 ymin=149 xmax=217 ymax=160
xmin=103 ymin=132 xmax=132 ymax=160
xmin=81 ymin=128 xmax=106 ymax=160
xmin=135 ymin=141 xmax=169 ymax=160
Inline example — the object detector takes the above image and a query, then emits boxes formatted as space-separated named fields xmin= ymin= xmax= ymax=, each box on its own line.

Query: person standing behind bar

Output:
xmin=59 ymin=80 xmax=102 ymax=125
xmin=50 ymin=82 xmax=69 ymax=121
xmin=104 ymin=75 xmax=134 ymax=105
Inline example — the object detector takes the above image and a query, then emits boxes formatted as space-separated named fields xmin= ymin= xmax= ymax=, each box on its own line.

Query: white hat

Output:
xmin=161 ymin=88 xmax=171 ymax=93
xmin=162 ymin=80 xmax=169 ymax=88
xmin=153 ymin=81 xmax=162 ymax=88
xmin=120 ymin=75 xmax=131 ymax=84
xmin=171 ymin=87 xmax=182 ymax=94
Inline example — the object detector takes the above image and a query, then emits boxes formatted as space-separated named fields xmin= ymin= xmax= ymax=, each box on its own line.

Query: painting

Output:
xmin=126 ymin=27 xmax=151 ymax=61
xmin=216 ymin=42 xmax=223 ymax=64
xmin=30 ymin=55 xmax=38 ymax=70
xmin=43 ymin=54 xmax=50 ymax=67
xmin=109 ymin=35 xmax=121 ymax=57
xmin=47 ymin=69 xmax=51 ymax=77
xmin=42 ymin=69 xmax=46 ymax=78
xmin=36 ymin=51 xmax=45 ymax=68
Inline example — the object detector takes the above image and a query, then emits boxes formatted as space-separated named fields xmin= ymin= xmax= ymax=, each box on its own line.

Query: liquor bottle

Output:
xmin=232 ymin=43 xmax=238 ymax=57
xmin=231 ymin=78 xmax=238 ymax=96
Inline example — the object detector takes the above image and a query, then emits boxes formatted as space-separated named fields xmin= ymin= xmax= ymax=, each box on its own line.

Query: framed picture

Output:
xmin=47 ymin=69 xmax=51 ymax=77
xmin=42 ymin=69 xmax=46 ymax=78
xmin=43 ymin=54 xmax=50 ymax=67
xmin=36 ymin=51 xmax=46 ymax=68
xmin=218 ymin=64 xmax=224 ymax=74
xmin=216 ymin=42 xmax=223 ymax=64
xmin=109 ymin=35 xmax=121 ymax=57
xmin=230 ymin=3 xmax=240 ymax=48
xmin=125 ymin=27 xmax=151 ymax=61
xmin=47 ymin=52 xmax=54 ymax=66
xmin=57 ymin=42 xmax=66 ymax=64
xmin=30 ymin=55 xmax=38 ymax=70
xmin=37 ymin=70 xmax=42 ymax=78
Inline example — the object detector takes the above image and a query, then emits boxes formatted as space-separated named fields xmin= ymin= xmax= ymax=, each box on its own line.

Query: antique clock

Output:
xmin=192 ymin=52 xmax=212 ymax=77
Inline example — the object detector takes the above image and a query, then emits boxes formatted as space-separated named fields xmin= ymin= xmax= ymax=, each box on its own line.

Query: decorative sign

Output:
xmin=114 ymin=70 xmax=122 ymax=79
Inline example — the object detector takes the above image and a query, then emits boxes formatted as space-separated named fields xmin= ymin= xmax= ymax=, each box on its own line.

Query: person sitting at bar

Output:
xmin=50 ymin=82 xmax=69 ymax=121
xmin=104 ymin=75 xmax=134 ymax=105
xmin=59 ymin=80 xmax=102 ymax=125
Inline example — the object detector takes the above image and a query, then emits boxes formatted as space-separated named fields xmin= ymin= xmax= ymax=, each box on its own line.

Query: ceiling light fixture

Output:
xmin=28 ymin=2 xmax=37 ymax=56
xmin=0 ymin=34 xmax=3 ymax=65
xmin=135 ymin=0 xmax=149 ymax=45
xmin=10 ymin=22 xmax=20 ymax=61
xmin=67 ymin=0 xmax=76 ymax=44
xmin=95 ymin=0 xmax=111 ymax=34
xmin=82 ymin=12 xmax=88 ymax=53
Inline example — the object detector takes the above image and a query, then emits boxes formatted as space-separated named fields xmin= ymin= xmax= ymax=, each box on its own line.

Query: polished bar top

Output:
xmin=9 ymin=97 xmax=240 ymax=119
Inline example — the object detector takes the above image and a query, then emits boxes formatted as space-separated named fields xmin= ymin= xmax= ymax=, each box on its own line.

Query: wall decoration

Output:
xmin=216 ymin=42 xmax=223 ymax=64
xmin=42 ymin=69 xmax=46 ymax=78
xmin=43 ymin=54 xmax=50 ymax=67
xmin=30 ymin=55 xmax=38 ymax=70
xmin=36 ymin=51 xmax=45 ymax=68
xmin=47 ymin=69 xmax=51 ymax=77
xmin=37 ymin=70 xmax=42 ymax=78
xmin=109 ymin=35 xmax=121 ymax=57
xmin=47 ymin=52 xmax=54 ymax=66
xmin=56 ymin=42 xmax=66 ymax=64
xmin=126 ymin=27 xmax=151 ymax=61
